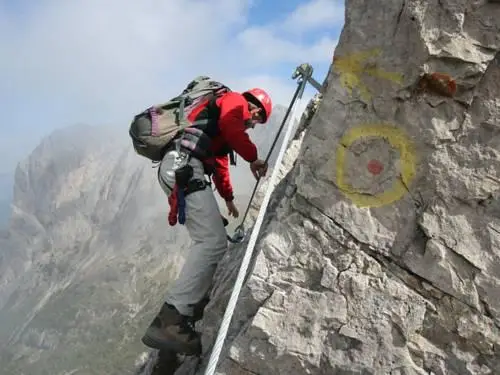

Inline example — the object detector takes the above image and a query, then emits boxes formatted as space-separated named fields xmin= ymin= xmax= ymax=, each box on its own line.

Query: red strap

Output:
xmin=168 ymin=185 xmax=179 ymax=226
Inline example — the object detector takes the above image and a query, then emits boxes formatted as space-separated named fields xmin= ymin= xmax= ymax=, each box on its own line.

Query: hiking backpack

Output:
xmin=129 ymin=76 xmax=231 ymax=162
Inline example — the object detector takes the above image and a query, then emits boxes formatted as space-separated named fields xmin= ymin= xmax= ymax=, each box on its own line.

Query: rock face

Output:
xmin=139 ymin=1 xmax=500 ymax=374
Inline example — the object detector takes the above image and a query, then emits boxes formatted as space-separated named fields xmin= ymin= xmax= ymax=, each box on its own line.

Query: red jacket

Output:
xmin=187 ymin=92 xmax=258 ymax=202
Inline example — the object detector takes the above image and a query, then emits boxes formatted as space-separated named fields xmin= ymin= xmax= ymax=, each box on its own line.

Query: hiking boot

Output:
xmin=151 ymin=349 xmax=180 ymax=375
xmin=191 ymin=295 xmax=210 ymax=323
xmin=141 ymin=303 xmax=202 ymax=356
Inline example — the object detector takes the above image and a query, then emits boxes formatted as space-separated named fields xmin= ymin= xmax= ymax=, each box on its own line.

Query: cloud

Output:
xmin=237 ymin=28 xmax=336 ymax=65
xmin=281 ymin=0 xmax=345 ymax=33
xmin=0 ymin=0 xmax=343 ymax=173
xmin=234 ymin=0 xmax=342 ymax=66
xmin=1 ymin=0 xmax=251 ymax=118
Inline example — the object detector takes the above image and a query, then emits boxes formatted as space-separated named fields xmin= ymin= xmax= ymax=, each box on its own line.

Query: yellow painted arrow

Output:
xmin=333 ymin=48 xmax=403 ymax=100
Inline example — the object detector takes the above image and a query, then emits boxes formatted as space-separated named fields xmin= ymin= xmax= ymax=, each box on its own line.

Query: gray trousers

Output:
xmin=158 ymin=148 xmax=228 ymax=317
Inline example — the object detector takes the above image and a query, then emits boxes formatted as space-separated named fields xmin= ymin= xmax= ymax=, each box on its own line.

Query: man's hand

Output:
xmin=226 ymin=200 xmax=239 ymax=218
xmin=250 ymin=159 xmax=268 ymax=180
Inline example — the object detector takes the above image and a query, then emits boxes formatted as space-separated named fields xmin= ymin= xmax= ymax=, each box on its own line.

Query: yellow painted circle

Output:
xmin=336 ymin=123 xmax=416 ymax=208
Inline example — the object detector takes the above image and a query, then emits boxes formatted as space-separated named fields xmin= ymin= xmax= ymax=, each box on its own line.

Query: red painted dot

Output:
xmin=367 ymin=160 xmax=384 ymax=175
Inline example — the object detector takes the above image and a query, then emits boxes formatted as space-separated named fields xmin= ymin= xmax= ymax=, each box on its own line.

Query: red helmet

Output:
xmin=243 ymin=88 xmax=272 ymax=123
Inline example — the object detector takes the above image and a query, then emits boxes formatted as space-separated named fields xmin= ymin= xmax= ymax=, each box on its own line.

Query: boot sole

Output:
xmin=141 ymin=332 xmax=201 ymax=356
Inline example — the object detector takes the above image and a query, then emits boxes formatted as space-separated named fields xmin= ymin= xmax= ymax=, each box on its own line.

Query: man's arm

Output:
xmin=211 ymin=154 xmax=234 ymax=202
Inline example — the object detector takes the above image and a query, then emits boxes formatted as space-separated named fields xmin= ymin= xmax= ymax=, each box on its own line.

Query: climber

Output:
xmin=141 ymin=87 xmax=273 ymax=356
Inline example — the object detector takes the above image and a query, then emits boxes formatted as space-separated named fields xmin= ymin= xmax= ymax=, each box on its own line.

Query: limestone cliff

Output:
xmin=139 ymin=0 xmax=500 ymax=374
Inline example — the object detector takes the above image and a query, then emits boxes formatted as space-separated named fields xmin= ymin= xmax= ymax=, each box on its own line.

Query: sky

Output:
xmin=0 ymin=0 xmax=345 ymax=174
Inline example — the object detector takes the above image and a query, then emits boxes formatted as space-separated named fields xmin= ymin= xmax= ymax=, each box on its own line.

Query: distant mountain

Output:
xmin=0 ymin=171 xmax=13 ymax=228
xmin=0 ymin=124 xmax=190 ymax=375
xmin=0 ymin=105 xmax=286 ymax=375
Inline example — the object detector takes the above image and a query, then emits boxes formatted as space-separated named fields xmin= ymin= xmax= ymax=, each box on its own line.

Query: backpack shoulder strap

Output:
xmin=191 ymin=93 xmax=223 ymax=130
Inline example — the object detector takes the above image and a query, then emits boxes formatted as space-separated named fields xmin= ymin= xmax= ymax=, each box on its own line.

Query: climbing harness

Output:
xmin=226 ymin=63 xmax=321 ymax=244
xmin=163 ymin=148 xmax=212 ymax=226
xmin=204 ymin=63 xmax=321 ymax=375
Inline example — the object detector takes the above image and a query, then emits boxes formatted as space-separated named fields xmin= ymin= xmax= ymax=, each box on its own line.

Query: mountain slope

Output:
xmin=138 ymin=1 xmax=500 ymax=374
xmin=0 ymin=171 xmax=13 ymax=228
xmin=0 ymin=124 xmax=190 ymax=375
